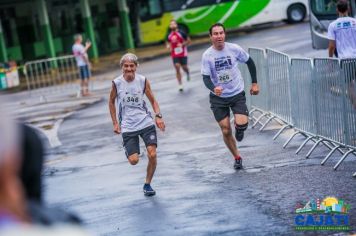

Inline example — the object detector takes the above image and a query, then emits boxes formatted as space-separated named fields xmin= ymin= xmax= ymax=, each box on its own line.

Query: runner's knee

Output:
xmin=221 ymin=126 xmax=232 ymax=136
xmin=147 ymin=147 xmax=157 ymax=159
xmin=235 ymin=123 xmax=248 ymax=132
xmin=128 ymin=154 xmax=139 ymax=165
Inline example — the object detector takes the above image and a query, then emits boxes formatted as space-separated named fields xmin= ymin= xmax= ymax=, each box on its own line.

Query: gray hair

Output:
xmin=74 ymin=34 xmax=82 ymax=41
xmin=120 ymin=53 xmax=139 ymax=68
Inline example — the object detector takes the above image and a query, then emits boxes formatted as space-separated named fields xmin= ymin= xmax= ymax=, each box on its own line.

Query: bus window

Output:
xmin=139 ymin=0 xmax=163 ymax=21
xmin=188 ymin=0 xmax=233 ymax=9
xmin=162 ymin=0 xmax=233 ymax=11
xmin=162 ymin=0 xmax=186 ymax=11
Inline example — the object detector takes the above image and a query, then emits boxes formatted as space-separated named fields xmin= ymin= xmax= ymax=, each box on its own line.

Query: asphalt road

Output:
xmin=37 ymin=22 xmax=356 ymax=235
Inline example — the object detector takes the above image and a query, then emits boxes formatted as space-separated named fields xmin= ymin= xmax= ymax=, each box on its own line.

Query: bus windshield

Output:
xmin=310 ymin=0 xmax=337 ymax=15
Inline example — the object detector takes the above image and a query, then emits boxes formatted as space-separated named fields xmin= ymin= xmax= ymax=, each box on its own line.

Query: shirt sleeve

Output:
xmin=233 ymin=44 xmax=249 ymax=63
xmin=201 ymin=53 xmax=211 ymax=76
xmin=327 ymin=23 xmax=336 ymax=40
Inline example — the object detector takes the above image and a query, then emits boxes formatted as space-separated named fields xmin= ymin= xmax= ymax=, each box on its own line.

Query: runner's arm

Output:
xmin=246 ymin=57 xmax=259 ymax=95
xmin=184 ymin=36 xmax=191 ymax=46
xmin=109 ymin=82 xmax=120 ymax=134
xmin=246 ymin=57 xmax=257 ymax=84
xmin=202 ymin=75 xmax=215 ymax=92
xmin=145 ymin=79 xmax=165 ymax=131
xmin=145 ymin=79 xmax=160 ymax=114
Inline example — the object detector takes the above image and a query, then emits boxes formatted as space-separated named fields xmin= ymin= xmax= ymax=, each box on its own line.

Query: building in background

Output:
xmin=0 ymin=0 xmax=135 ymax=63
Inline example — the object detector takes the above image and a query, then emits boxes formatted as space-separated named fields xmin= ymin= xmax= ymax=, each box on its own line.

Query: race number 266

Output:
xmin=219 ymin=74 xmax=230 ymax=83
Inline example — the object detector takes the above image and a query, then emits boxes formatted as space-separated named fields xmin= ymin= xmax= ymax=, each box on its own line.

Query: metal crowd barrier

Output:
xmin=266 ymin=49 xmax=292 ymax=125
xmin=340 ymin=59 xmax=356 ymax=148
xmin=290 ymin=58 xmax=315 ymax=134
xmin=246 ymin=48 xmax=356 ymax=177
xmin=239 ymin=63 xmax=251 ymax=110
xmin=247 ymin=48 xmax=273 ymax=130
xmin=24 ymin=55 xmax=82 ymax=102
xmin=251 ymin=48 xmax=269 ymax=111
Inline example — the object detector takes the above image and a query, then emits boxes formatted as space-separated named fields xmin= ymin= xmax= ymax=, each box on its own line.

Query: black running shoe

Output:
xmin=143 ymin=184 xmax=156 ymax=196
xmin=234 ymin=158 xmax=243 ymax=169
xmin=235 ymin=129 xmax=244 ymax=142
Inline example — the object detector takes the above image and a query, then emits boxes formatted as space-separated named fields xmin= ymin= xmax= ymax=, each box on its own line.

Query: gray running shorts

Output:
xmin=122 ymin=125 xmax=157 ymax=158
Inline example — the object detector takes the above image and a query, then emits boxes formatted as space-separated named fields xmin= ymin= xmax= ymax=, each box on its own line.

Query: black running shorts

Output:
xmin=209 ymin=91 xmax=249 ymax=122
xmin=172 ymin=56 xmax=188 ymax=65
xmin=122 ymin=125 xmax=157 ymax=158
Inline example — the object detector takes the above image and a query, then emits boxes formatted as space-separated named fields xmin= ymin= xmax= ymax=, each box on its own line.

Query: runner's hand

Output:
xmin=250 ymin=83 xmax=259 ymax=95
xmin=155 ymin=118 xmax=165 ymax=132
xmin=214 ymin=86 xmax=223 ymax=96
xmin=113 ymin=123 xmax=121 ymax=134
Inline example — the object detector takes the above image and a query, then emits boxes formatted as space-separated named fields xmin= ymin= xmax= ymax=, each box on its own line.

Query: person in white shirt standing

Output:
xmin=72 ymin=34 xmax=92 ymax=96
xmin=328 ymin=0 xmax=356 ymax=109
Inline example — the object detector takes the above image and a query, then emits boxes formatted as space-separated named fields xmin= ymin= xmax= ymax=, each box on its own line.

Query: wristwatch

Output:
xmin=155 ymin=113 xmax=163 ymax=119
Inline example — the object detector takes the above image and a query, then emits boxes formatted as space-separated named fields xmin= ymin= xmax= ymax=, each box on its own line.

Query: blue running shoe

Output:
xmin=143 ymin=183 xmax=156 ymax=196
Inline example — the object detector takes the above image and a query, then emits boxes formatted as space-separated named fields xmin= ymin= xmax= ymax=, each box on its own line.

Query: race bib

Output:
xmin=174 ymin=47 xmax=183 ymax=54
xmin=217 ymin=71 xmax=232 ymax=83
xmin=123 ymin=93 xmax=142 ymax=107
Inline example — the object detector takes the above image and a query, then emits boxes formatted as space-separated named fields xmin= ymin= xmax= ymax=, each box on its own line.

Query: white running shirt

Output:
xmin=113 ymin=73 xmax=154 ymax=133
xmin=201 ymin=42 xmax=249 ymax=98
xmin=328 ymin=16 xmax=356 ymax=59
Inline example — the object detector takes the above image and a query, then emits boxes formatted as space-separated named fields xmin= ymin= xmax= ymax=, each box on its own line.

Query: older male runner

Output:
xmin=109 ymin=53 xmax=165 ymax=196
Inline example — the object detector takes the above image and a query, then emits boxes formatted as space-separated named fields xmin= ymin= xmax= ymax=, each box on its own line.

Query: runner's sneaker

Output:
xmin=143 ymin=183 xmax=156 ymax=196
xmin=234 ymin=157 xmax=243 ymax=169
xmin=178 ymin=84 xmax=184 ymax=92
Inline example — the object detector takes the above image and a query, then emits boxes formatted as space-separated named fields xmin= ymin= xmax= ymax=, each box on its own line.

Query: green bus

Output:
xmin=134 ymin=0 xmax=309 ymax=44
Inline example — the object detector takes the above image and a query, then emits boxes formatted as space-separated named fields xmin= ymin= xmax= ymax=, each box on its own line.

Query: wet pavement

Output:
xmin=2 ymin=22 xmax=355 ymax=235
xmin=43 ymin=83 xmax=356 ymax=235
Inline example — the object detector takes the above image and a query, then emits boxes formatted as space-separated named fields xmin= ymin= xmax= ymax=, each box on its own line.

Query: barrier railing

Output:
xmin=246 ymin=48 xmax=356 ymax=177
xmin=266 ymin=49 xmax=292 ymax=125
xmin=340 ymin=59 xmax=356 ymax=148
xmin=24 ymin=55 xmax=82 ymax=102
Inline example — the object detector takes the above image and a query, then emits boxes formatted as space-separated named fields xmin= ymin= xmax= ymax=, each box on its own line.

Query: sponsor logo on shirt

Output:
xmin=214 ymin=56 xmax=232 ymax=71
